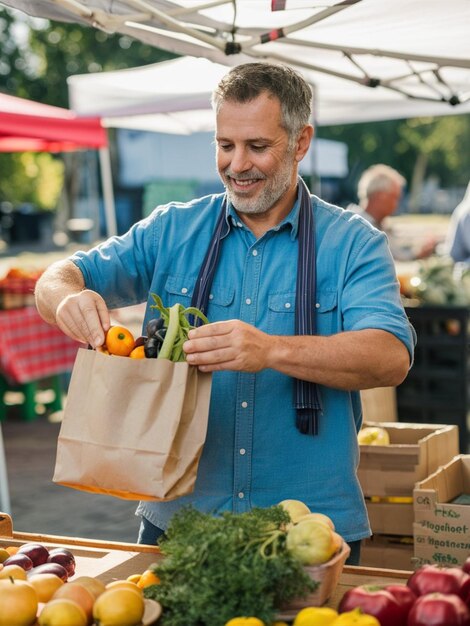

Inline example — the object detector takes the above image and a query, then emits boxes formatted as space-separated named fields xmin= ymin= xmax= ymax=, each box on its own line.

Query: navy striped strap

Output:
xmin=295 ymin=178 xmax=322 ymax=435
xmin=191 ymin=179 xmax=321 ymax=435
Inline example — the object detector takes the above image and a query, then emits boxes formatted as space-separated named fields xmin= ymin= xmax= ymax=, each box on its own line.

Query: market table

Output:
xmin=0 ymin=306 xmax=81 ymax=420
xmin=0 ymin=512 xmax=412 ymax=613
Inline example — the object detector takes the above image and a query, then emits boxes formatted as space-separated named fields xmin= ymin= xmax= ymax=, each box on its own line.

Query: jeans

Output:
xmin=138 ymin=516 xmax=362 ymax=565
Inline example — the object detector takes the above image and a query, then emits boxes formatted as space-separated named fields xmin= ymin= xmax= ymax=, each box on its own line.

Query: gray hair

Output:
xmin=358 ymin=164 xmax=406 ymax=203
xmin=212 ymin=62 xmax=313 ymax=147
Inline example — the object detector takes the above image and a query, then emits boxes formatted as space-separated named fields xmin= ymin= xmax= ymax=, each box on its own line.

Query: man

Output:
xmin=349 ymin=164 xmax=435 ymax=260
xmin=35 ymin=63 xmax=415 ymax=565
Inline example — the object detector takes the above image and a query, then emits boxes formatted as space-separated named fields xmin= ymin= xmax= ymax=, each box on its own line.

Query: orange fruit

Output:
xmin=129 ymin=345 xmax=146 ymax=359
xmin=5 ymin=546 xmax=19 ymax=556
xmin=136 ymin=569 xmax=160 ymax=589
xmin=126 ymin=574 xmax=142 ymax=585
xmin=104 ymin=326 xmax=135 ymax=357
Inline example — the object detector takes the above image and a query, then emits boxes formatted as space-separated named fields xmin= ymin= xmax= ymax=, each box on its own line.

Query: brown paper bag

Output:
xmin=53 ymin=348 xmax=212 ymax=501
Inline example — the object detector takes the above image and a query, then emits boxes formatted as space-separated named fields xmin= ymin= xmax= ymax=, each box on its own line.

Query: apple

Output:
xmin=0 ymin=578 xmax=38 ymax=626
xmin=297 ymin=512 xmax=335 ymax=530
xmin=286 ymin=518 xmax=336 ymax=565
xmin=357 ymin=426 xmax=390 ymax=446
xmin=28 ymin=562 xmax=68 ymax=582
xmin=2 ymin=553 xmax=34 ymax=572
xmin=278 ymin=499 xmax=311 ymax=524
xmin=47 ymin=548 xmax=76 ymax=577
xmin=17 ymin=542 xmax=50 ymax=567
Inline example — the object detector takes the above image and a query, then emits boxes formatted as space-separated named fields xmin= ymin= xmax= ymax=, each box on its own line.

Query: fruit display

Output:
xmin=2 ymin=521 xmax=469 ymax=626
xmin=0 ymin=544 xmax=161 ymax=626
xmin=337 ymin=562 xmax=470 ymax=626
xmin=97 ymin=293 xmax=209 ymax=362
xmin=142 ymin=500 xmax=345 ymax=626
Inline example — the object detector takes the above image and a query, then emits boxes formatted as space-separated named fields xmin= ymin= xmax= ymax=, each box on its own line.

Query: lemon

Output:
xmin=38 ymin=598 xmax=88 ymax=626
xmin=92 ymin=587 xmax=145 ymax=626
xmin=106 ymin=579 xmax=143 ymax=595
xmin=293 ymin=606 xmax=338 ymax=626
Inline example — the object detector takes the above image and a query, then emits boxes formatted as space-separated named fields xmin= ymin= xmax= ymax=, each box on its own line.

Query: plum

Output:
xmin=3 ymin=553 xmax=34 ymax=571
xmin=17 ymin=542 xmax=50 ymax=566
xmin=47 ymin=547 xmax=76 ymax=577
xmin=28 ymin=561 xmax=68 ymax=581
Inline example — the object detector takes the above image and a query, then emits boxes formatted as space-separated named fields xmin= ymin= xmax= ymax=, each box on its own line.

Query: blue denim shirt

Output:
xmin=72 ymin=187 xmax=415 ymax=542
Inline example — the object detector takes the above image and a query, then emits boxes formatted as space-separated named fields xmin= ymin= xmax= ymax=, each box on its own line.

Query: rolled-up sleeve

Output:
xmin=70 ymin=213 xmax=160 ymax=309
xmin=342 ymin=227 xmax=416 ymax=362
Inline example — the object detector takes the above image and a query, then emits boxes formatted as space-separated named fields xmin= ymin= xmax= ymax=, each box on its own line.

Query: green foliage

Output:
xmin=0 ymin=7 xmax=177 ymax=211
xmin=144 ymin=506 xmax=317 ymax=626
xmin=318 ymin=114 xmax=470 ymax=198
xmin=0 ymin=152 xmax=64 ymax=210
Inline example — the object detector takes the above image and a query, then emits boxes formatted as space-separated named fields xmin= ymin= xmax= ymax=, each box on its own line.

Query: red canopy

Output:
xmin=0 ymin=93 xmax=107 ymax=152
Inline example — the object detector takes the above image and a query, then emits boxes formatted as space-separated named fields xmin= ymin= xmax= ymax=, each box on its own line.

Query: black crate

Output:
xmin=396 ymin=306 xmax=469 ymax=453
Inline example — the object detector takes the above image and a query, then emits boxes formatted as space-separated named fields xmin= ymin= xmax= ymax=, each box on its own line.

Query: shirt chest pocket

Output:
xmin=267 ymin=290 xmax=338 ymax=335
xmin=164 ymin=274 xmax=235 ymax=320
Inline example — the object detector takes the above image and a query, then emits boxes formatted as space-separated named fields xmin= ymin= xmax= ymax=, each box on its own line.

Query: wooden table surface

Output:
xmin=0 ymin=512 xmax=412 ymax=613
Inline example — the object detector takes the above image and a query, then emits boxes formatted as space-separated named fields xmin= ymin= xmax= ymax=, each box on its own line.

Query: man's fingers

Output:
xmin=56 ymin=291 xmax=109 ymax=347
xmin=187 ymin=320 xmax=234 ymax=339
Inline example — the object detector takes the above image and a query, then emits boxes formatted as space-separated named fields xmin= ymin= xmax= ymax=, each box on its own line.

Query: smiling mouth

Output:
xmin=228 ymin=177 xmax=263 ymax=191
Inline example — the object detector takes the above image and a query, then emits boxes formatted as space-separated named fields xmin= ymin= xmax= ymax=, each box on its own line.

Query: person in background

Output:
xmin=348 ymin=163 xmax=436 ymax=261
xmin=35 ymin=62 xmax=415 ymax=566
xmin=445 ymin=181 xmax=470 ymax=264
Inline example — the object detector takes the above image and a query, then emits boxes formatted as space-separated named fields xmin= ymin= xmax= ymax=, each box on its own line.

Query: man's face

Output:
xmin=215 ymin=92 xmax=298 ymax=215
xmin=378 ymin=183 xmax=402 ymax=218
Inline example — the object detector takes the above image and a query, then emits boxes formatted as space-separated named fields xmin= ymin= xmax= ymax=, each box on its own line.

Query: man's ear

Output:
xmin=295 ymin=124 xmax=314 ymax=162
xmin=295 ymin=125 xmax=314 ymax=162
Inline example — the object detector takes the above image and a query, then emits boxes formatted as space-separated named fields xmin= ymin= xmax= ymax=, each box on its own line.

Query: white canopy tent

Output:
xmin=2 ymin=0 xmax=470 ymax=120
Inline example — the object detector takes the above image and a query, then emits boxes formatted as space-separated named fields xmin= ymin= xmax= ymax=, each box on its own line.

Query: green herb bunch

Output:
xmin=144 ymin=506 xmax=317 ymax=626
xmin=150 ymin=293 xmax=209 ymax=362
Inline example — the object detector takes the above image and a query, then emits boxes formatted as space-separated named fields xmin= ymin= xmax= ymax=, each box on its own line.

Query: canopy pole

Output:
xmin=98 ymin=145 xmax=117 ymax=237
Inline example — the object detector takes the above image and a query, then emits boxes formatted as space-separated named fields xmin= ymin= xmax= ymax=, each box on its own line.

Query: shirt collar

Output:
xmin=224 ymin=183 xmax=302 ymax=241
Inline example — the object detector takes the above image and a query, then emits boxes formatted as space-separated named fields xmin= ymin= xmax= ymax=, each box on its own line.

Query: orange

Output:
xmin=5 ymin=546 xmax=19 ymax=556
xmin=136 ymin=569 xmax=160 ymax=589
xmin=129 ymin=345 xmax=146 ymax=359
xmin=104 ymin=326 xmax=135 ymax=357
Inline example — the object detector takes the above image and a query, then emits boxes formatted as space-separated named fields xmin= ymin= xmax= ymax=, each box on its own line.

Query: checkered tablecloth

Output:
xmin=0 ymin=307 xmax=81 ymax=384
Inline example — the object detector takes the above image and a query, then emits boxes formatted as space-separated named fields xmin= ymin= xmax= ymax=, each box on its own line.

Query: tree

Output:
xmin=0 ymin=8 xmax=177 ymax=216
xmin=318 ymin=114 xmax=470 ymax=207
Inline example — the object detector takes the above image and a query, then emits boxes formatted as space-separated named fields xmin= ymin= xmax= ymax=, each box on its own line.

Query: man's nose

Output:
xmin=230 ymin=147 xmax=251 ymax=173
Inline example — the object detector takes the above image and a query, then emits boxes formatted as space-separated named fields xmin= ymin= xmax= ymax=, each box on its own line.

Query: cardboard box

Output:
xmin=361 ymin=534 xmax=414 ymax=571
xmin=413 ymin=454 xmax=470 ymax=566
xmin=358 ymin=422 xmax=459 ymax=497
xmin=365 ymin=499 xmax=414 ymax=536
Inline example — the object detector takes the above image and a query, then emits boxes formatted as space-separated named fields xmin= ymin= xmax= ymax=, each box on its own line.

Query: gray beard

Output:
xmin=223 ymin=161 xmax=294 ymax=216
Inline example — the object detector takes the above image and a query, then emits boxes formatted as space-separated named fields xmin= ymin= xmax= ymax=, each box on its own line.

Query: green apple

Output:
xmin=286 ymin=519 xmax=336 ymax=565
xmin=278 ymin=499 xmax=311 ymax=524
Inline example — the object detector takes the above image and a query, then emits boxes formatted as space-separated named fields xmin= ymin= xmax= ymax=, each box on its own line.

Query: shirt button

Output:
xmin=245 ymin=298 xmax=252 ymax=305
xmin=238 ymin=492 xmax=245 ymax=499
xmin=239 ymin=448 xmax=246 ymax=455
xmin=181 ymin=287 xmax=188 ymax=294
xmin=252 ymin=249 xmax=258 ymax=256
xmin=285 ymin=302 xmax=291 ymax=309
xmin=241 ymin=401 xmax=248 ymax=408
xmin=237 ymin=221 xmax=243 ymax=228
xmin=315 ymin=302 xmax=320 ymax=308
xmin=209 ymin=294 xmax=214 ymax=300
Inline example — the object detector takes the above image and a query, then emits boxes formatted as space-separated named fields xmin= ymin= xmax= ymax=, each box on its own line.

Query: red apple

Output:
xmin=47 ymin=547 xmax=76 ymax=577
xmin=17 ymin=542 xmax=50 ymax=567
xmin=3 ymin=553 xmax=34 ymax=571
xmin=28 ymin=562 xmax=68 ymax=581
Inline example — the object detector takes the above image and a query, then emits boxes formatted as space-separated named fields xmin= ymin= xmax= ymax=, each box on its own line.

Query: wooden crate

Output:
xmin=0 ymin=512 xmax=161 ymax=584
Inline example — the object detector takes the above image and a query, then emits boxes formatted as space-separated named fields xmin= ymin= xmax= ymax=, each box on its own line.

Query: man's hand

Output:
xmin=183 ymin=320 xmax=271 ymax=372
xmin=56 ymin=289 xmax=110 ymax=347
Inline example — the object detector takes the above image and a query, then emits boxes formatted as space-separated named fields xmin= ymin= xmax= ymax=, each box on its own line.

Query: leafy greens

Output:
xmin=144 ymin=506 xmax=318 ymax=626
